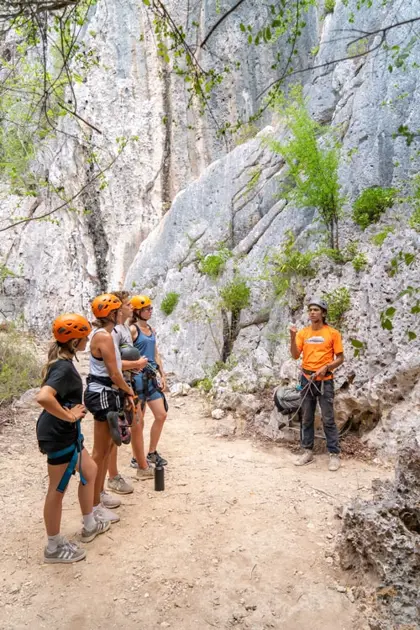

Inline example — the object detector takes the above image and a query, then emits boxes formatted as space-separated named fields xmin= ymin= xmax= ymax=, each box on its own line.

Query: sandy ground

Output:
xmin=0 ymin=387 xmax=388 ymax=630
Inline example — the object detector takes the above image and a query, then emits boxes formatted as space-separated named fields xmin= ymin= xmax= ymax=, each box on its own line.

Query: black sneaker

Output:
xmin=147 ymin=451 xmax=168 ymax=466
xmin=130 ymin=457 xmax=139 ymax=469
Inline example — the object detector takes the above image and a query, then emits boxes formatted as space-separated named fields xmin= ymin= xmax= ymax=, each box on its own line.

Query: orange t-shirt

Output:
xmin=295 ymin=325 xmax=343 ymax=374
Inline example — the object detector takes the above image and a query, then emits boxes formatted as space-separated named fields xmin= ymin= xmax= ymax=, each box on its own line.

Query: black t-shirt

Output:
xmin=36 ymin=359 xmax=83 ymax=448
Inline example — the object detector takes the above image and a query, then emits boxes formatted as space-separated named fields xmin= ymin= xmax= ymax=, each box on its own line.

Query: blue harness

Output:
xmin=47 ymin=419 xmax=86 ymax=494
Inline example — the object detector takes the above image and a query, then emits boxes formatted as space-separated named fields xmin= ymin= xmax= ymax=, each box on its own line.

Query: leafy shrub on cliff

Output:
xmin=324 ymin=0 xmax=335 ymax=14
xmin=352 ymin=187 xmax=397 ymax=229
xmin=0 ymin=325 xmax=41 ymax=406
xmin=325 ymin=287 xmax=351 ymax=326
xmin=266 ymin=230 xmax=317 ymax=298
xmin=160 ymin=292 xmax=180 ymax=316
xmin=198 ymin=247 xmax=232 ymax=278
xmin=220 ymin=277 xmax=250 ymax=314
xmin=266 ymin=86 xmax=343 ymax=249
xmin=352 ymin=252 xmax=368 ymax=272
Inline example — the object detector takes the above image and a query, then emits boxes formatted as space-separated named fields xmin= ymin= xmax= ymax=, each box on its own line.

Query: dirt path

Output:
xmin=0 ymin=389 xmax=387 ymax=630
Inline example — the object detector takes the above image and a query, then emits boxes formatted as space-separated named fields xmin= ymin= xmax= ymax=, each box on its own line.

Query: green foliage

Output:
xmin=220 ymin=277 xmax=251 ymax=314
xmin=352 ymin=187 xmax=397 ymax=229
xmin=234 ymin=123 xmax=259 ymax=146
xmin=352 ymin=252 xmax=368 ymax=272
xmin=265 ymin=230 xmax=317 ymax=298
xmin=160 ymin=292 xmax=180 ymax=316
xmin=370 ymin=226 xmax=395 ymax=246
xmin=350 ymin=338 xmax=366 ymax=358
xmin=324 ymin=0 xmax=335 ymax=14
xmin=245 ymin=167 xmax=262 ymax=194
xmin=408 ymin=178 xmax=420 ymax=232
xmin=347 ymin=37 xmax=369 ymax=57
xmin=196 ymin=377 xmax=213 ymax=393
xmin=0 ymin=326 xmax=41 ymax=406
xmin=171 ymin=324 xmax=180 ymax=333
xmin=198 ymin=247 xmax=232 ymax=278
xmin=310 ymin=44 xmax=320 ymax=56
xmin=386 ymin=251 xmax=416 ymax=278
xmin=319 ymin=241 xmax=359 ymax=264
xmin=324 ymin=287 xmax=351 ymax=326
xmin=267 ymin=86 xmax=343 ymax=248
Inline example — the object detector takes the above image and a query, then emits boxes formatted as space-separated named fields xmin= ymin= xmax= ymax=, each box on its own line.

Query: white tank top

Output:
xmin=88 ymin=327 xmax=122 ymax=392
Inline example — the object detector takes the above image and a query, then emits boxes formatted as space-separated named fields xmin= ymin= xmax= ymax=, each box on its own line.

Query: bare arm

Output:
xmin=314 ymin=352 xmax=344 ymax=379
xmin=289 ymin=326 xmax=301 ymax=360
xmin=96 ymin=333 xmax=133 ymax=395
xmin=36 ymin=386 xmax=86 ymax=422
xmin=328 ymin=352 xmax=344 ymax=371
xmin=121 ymin=358 xmax=148 ymax=372
xmin=154 ymin=341 xmax=167 ymax=389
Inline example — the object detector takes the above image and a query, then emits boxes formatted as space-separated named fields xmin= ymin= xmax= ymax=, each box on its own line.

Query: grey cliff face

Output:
xmin=1 ymin=1 xmax=420 ymax=451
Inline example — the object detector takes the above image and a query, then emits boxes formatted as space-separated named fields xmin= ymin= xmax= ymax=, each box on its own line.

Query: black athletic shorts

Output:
xmin=84 ymin=387 xmax=121 ymax=422
xmin=38 ymin=440 xmax=84 ymax=465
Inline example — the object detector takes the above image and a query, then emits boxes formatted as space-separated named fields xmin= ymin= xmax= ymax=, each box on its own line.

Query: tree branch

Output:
xmin=200 ymin=0 xmax=247 ymax=49
xmin=0 ymin=147 xmax=125 ymax=233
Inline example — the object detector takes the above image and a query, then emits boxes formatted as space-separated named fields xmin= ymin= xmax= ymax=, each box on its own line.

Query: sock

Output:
xmin=47 ymin=533 xmax=62 ymax=552
xmin=93 ymin=503 xmax=101 ymax=511
xmin=83 ymin=512 xmax=96 ymax=531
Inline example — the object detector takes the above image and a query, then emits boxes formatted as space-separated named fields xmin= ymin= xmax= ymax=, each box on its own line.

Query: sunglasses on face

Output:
xmin=142 ymin=306 xmax=153 ymax=312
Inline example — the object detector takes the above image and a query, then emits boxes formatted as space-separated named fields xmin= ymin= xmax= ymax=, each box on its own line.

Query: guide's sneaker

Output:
xmin=44 ymin=538 xmax=86 ymax=564
xmin=136 ymin=465 xmax=154 ymax=481
xmin=294 ymin=450 xmax=314 ymax=466
xmin=81 ymin=517 xmax=111 ymax=543
xmin=107 ymin=474 xmax=133 ymax=495
xmin=93 ymin=503 xmax=120 ymax=523
xmin=147 ymin=451 xmax=168 ymax=467
xmin=328 ymin=454 xmax=341 ymax=472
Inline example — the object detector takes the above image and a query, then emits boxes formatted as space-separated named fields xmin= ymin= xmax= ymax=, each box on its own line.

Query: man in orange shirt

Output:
xmin=290 ymin=297 xmax=344 ymax=471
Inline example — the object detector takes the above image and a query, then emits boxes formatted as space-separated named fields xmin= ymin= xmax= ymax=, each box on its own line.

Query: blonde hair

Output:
xmin=110 ymin=290 xmax=130 ymax=303
xmin=41 ymin=340 xmax=76 ymax=384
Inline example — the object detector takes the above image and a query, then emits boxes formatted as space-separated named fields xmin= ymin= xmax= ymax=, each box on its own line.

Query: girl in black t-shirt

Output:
xmin=36 ymin=313 xmax=110 ymax=564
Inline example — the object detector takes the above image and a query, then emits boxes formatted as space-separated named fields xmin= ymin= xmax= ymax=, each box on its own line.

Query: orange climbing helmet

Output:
xmin=52 ymin=313 xmax=92 ymax=343
xmin=91 ymin=293 xmax=122 ymax=318
xmin=130 ymin=295 xmax=152 ymax=310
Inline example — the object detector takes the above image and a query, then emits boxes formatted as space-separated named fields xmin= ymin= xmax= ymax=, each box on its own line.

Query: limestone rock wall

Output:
xmin=0 ymin=0 xmax=287 ymax=323
xmin=1 ymin=0 xmax=419 ymax=451
xmin=125 ymin=1 xmax=420 ymax=453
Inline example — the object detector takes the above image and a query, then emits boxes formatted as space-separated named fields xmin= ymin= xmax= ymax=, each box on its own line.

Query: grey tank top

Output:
xmin=88 ymin=328 xmax=122 ymax=392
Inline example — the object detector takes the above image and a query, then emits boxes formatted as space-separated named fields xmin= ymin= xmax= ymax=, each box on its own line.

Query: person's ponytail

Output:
xmin=41 ymin=341 xmax=75 ymax=384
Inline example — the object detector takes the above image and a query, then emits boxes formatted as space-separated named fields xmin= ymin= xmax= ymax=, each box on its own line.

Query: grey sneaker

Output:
xmin=100 ymin=490 xmax=121 ymax=509
xmin=136 ymin=465 xmax=154 ymax=481
xmin=93 ymin=503 xmax=120 ymax=523
xmin=107 ymin=474 xmax=133 ymax=495
xmin=81 ymin=517 xmax=111 ymax=543
xmin=147 ymin=451 xmax=168 ymax=467
xmin=294 ymin=450 xmax=314 ymax=466
xmin=44 ymin=538 xmax=86 ymax=564
xmin=328 ymin=453 xmax=341 ymax=472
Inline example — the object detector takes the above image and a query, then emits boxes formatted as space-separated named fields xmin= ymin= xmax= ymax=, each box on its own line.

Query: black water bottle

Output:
xmin=154 ymin=464 xmax=165 ymax=491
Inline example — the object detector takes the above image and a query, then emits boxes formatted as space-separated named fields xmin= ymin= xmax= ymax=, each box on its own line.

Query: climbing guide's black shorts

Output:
xmin=38 ymin=440 xmax=85 ymax=465
xmin=84 ymin=388 xmax=121 ymax=423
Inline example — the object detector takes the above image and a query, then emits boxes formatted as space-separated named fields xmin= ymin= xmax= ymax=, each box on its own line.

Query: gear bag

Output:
xmin=274 ymin=386 xmax=301 ymax=416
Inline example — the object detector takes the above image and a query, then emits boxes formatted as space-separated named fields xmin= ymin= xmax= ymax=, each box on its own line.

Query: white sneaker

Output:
xmin=328 ymin=453 xmax=341 ymax=472
xmin=294 ymin=450 xmax=314 ymax=466
xmin=100 ymin=490 xmax=121 ymax=509
xmin=93 ymin=503 xmax=120 ymax=523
